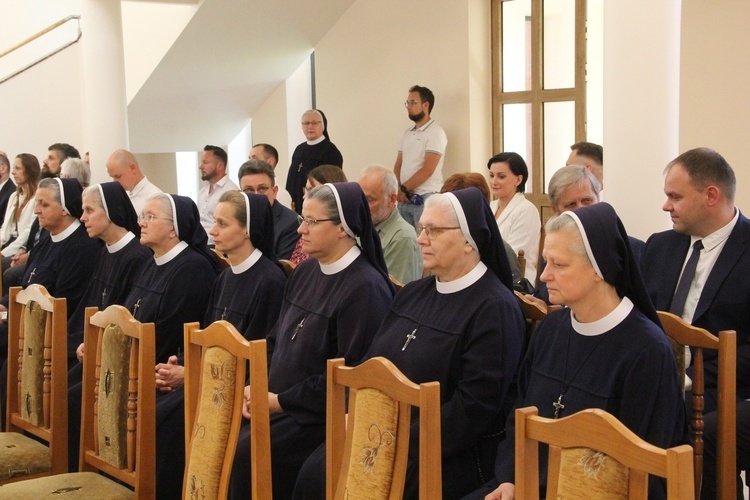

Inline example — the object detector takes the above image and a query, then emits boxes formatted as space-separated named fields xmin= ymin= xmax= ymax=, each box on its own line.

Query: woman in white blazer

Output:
xmin=488 ymin=152 xmax=541 ymax=283
xmin=1 ymin=153 xmax=40 ymax=265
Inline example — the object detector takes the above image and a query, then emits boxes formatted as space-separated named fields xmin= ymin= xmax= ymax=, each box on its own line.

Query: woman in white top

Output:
xmin=1 ymin=153 xmax=40 ymax=262
xmin=488 ymin=152 xmax=541 ymax=283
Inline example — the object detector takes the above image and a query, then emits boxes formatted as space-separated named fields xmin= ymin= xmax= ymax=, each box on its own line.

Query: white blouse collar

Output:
xmin=306 ymin=136 xmax=325 ymax=146
xmin=154 ymin=240 xmax=188 ymax=266
xmin=231 ymin=248 xmax=262 ymax=274
xmin=436 ymin=261 xmax=488 ymax=294
xmin=571 ymin=296 xmax=634 ymax=336
xmin=51 ymin=219 xmax=81 ymax=243
xmin=320 ymin=246 xmax=361 ymax=275
xmin=107 ymin=231 xmax=136 ymax=254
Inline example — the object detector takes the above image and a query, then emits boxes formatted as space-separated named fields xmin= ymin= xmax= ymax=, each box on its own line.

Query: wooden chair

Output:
xmin=515 ymin=406 xmax=695 ymax=500
xmin=279 ymin=259 xmax=296 ymax=277
xmin=517 ymin=249 xmax=526 ymax=279
xmin=211 ymin=248 xmax=231 ymax=270
xmin=514 ymin=290 xmax=561 ymax=340
xmin=0 ymin=305 xmax=156 ymax=498
xmin=326 ymin=356 xmax=442 ymax=500
xmin=657 ymin=310 xmax=737 ymax=500
xmin=182 ymin=320 xmax=272 ymax=499
xmin=1 ymin=285 xmax=67 ymax=484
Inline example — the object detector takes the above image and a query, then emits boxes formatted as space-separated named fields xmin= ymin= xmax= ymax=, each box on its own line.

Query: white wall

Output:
xmin=679 ymin=0 xmax=750 ymax=214
xmin=311 ymin=0 xmax=493 ymax=182
xmin=252 ymin=82 xmax=293 ymax=186
xmin=0 ymin=0 xmax=85 ymax=166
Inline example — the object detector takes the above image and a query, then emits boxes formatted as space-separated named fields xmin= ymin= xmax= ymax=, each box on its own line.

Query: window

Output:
xmin=492 ymin=0 xmax=588 ymax=219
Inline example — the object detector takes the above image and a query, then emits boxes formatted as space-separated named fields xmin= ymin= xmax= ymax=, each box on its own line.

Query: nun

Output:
xmin=475 ymin=203 xmax=687 ymax=500
xmin=68 ymin=181 xmax=152 ymax=363
xmin=293 ymin=187 xmax=526 ymax=499
xmin=204 ymin=190 xmax=286 ymax=339
xmin=119 ymin=193 xmax=220 ymax=499
xmin=229 ymin=182 xmax=394 ymax=500
xmin=153 ymin=191 xmax=287 ymax=394
xmin=66 ymin=182 xmax=152 ymax=473
xmin=19 ymin=177 xmax=101 ymax=319
xmin=286 ymin=109 xmax=344 ymax=214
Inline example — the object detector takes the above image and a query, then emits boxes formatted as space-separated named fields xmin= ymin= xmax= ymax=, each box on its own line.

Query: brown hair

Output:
xmin=440 ymin=172 xmax=491 ymax=202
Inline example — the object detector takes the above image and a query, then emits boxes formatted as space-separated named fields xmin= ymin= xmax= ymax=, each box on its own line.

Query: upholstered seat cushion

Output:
xmin=0 ymin=471 xmax=135 ymax=498
xmin=556 ymin=447 xmax=629 ymax=499
xmin=0 ymin=432 xmax=52 ymax=481
xmin=20 ymin=301 xmax=48 ymax=427
xmin=343 ymin=387 xmax=399 ymax=499
xmin=184 ymin=346 xmax=237 ymax=499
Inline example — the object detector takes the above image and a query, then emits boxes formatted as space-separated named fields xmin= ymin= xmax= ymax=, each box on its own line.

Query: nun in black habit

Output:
xmin=68 ymin=181 xmax=152 ymax=365
xmin=229 ymin=182 xmax=394 ymax=500
xmin=66 ymin=182 xmax=153 ymax=472
xmin=293 ymin=187 xmax=526 ymax=499
xmin=203 ymin=190 xmax=286 ymax=339
xmin=286 ymin=109 xmax=344 ymax=214
xmin=471 ymin=203 xmax=687 ymax=500
xmin=122 ymin=193 xmax=219 ymax=500
xmin=16 ymin=177 xmax=102 ymax=319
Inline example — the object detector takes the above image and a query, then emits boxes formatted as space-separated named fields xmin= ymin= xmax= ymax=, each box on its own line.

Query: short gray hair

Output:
xmin=545 ymin=214 xmax=590 ymax=263
xmin=38 ymin=178 xmax=62 ymax=205
xmin=61 ymin=158 xmax=91 ymax=187
xmin=423 ymin=193 xmax=459 ymax=226
xmin=548 ymin=166 xmax=601 ymax=208
xmin=360 ymin=165 xmax=398 ymax=198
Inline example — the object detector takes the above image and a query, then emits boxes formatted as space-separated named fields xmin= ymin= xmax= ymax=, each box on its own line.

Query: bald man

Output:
xmin=106 ymin=149 xmax=163 ymax=214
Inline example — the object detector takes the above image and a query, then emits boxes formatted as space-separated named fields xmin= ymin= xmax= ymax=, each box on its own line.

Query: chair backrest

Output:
xmin=78 ymin=305 xmax=156 ymax=497
xmin=5 ymin=285 xmax=68 ymax=478
xmin=182 ymin=320 xmax=271 ymax=499
xmin=279 ymin=259 xmax=296 ymax=277
xmin=517 ymin=249 xmax=526 ymax=279
xmin=657 ymin=310 xmax=737 ymax=500
xmin=326 ymin=357 xmax=441 ymax=500
xmin=514 ymin=291 xmax=561 ymax=340
xmin=515 ymin=406 xmax=694 ymax=500
xmin=211 ymin=248 xmax=231 ymax=270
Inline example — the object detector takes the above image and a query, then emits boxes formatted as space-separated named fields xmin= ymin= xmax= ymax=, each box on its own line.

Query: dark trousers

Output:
xmin=229 ymin=413 xmax=325 ymax=500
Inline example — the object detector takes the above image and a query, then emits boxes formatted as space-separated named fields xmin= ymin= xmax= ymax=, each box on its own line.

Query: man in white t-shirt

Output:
xmin=393 ymin=85 xmax=448 ymax=229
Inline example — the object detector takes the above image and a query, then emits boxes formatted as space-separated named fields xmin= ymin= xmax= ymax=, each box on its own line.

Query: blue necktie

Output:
xmin=669 ymin=239 xmax=704 ymax=318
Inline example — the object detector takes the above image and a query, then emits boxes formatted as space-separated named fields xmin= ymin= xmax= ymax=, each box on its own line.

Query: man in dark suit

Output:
xmin=642 ymin=147 xmax=749 ymax=412
xmin=0 ymin=153 xmax=15 ymax=223
xmin=238 ymin=159 xmax=300 ymax=260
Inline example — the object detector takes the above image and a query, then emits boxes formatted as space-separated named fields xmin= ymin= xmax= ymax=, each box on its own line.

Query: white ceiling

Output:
xmin=126 ymin=0 xmax=354 ymax=152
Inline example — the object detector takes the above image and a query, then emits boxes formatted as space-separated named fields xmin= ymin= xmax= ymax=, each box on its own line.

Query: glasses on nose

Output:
xmin=297 ymin=215 xmax=337 ymax=227
xmin=404 ymin=100 xmax=420 ymax=107
xmin=243 ymin=186 xmax=270 ymax=195
xmin=138 ymin=214 xmax=173 ymax=224
xmin=416 ymin=225 xmax=461 ymax=240
xmin=301 ymin=121 xmax=322 ymax=127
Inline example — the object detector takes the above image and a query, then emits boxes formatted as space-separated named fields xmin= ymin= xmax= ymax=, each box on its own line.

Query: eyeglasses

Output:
xmin=138 ymin=214 xmax=173 ymax=224
xmin=301 ymin=121 xmax=322 ymax=127
xmin=404 ymin=100 xmax=420 ymax=107
xmin=416 ymin=225 xmax=461 ymax=240
xmin=297 ymin=215 xmax=337 ymax=227
xmin=242 ymin=186 xmax=270 ymax=195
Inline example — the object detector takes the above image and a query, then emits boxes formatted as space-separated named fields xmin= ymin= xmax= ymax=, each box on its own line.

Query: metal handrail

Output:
xmin=0 ymin=15 xmax=81 ymax=85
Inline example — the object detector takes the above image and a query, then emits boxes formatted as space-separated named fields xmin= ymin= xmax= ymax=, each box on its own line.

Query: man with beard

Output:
xmin=42 ymin=142 xmax=80 ymax=178
xmin=358 ymin=165 xmax=422 ymax=283
xmin=393 ymin=85 xmax=448 ymax=229
xmin=197 ymin=145 xmax=238 ymax=245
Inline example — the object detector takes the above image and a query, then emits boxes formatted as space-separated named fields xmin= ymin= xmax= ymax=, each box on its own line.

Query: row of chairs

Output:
xmin=0 ymin=284 xmax=731 ymax=498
